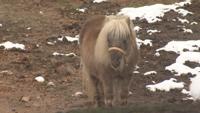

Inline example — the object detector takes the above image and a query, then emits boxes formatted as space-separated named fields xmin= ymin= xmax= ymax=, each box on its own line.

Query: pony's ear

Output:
xmin=125 ymin=16 xmax=131 ymax=25
xmin=124 ymin=16 xmax=134 ymax=29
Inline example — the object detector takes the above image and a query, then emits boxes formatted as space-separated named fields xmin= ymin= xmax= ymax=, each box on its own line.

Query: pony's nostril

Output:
xmin=110 ymin=53 xmax=122 ymax=68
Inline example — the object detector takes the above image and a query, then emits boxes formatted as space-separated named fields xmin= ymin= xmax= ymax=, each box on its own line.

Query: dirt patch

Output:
xmin=0 ymin=0 xmax=200 ymax=113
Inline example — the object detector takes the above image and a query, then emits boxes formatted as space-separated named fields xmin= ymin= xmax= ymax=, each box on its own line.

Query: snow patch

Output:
xmin=147 ymin=29 xmax=161 ymax=35
xmin=189 ymin=75 xmax=200 ymax=100
xmin=190 ymin=21 xmax=198 ymax=25
xmin=166 ymin=52 xmax=200 ymax=76
xmin=58 ymin=35 xmax=79 ymax=43
xmin=134 ymin=26 xmax=141 ymax=32
xmin=0 ymin=41 xmax=25 ymax=50
xmin=182 ymin=28 xmax=193 ymax=33
xmin=177 ymin=17 xmax=189 ymax=24
xmin=77 ymin=8 xmax=86 ymax=12
xmin=137 ymin=38 xmax=152 ymax=47
xmin=118 ymin=0 xmax=192 ymax=23
xmin=156 ymin=40 xmax=200 ymax=54
xmin=93 ymin=0 xmax=107 ymax=3
xmin=72 ymin=91 xmax=84 ymax=97
xmin=144 ymin=71 xmax=157 ymax=76
xmin=53 ymin=52 xmax=77 ymax=57
xmin=146 ymin=78 xmax=184 ymax=92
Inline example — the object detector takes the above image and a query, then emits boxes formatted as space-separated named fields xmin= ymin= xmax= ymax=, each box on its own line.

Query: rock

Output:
xmin=35 ymin=76 xmax=45 ymax=83
xmin=47 ymin=81 xmax=55 ymax=86
xmin=21 ymin=96 xmax=30 ymax=102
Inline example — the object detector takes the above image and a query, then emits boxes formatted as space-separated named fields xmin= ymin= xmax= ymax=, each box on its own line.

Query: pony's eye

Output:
xmin=123 ymin=39 xmax=127 ymax=45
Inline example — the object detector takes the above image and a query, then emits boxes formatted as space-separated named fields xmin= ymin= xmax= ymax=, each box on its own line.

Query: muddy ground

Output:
xmin=0 ymin=0 xmax=200 ymax=113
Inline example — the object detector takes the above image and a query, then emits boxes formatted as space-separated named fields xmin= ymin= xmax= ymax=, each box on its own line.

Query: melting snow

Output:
xmin=146 ymin=78 xmax=184 ymax=92
xmin=190 ymin=21 xmax=198 ymax=25
xmin=189 ymin=75 xmax=200 ymax=100
xmin=133 ymin=71 xmax=140 ymax=74
xmin=155 ymin=52 xmax=160 ymax=57
xmin=137 ymin=38 xmax=152 ymax=47
xmin=144 ymin=71 xmax=157 ymax=76
xmin=166 ymin=52 xmax=200 ymax=76
xmin=182 ymin=28 xmax=193 ymax=33
xmin=156 ymin=40 xmax=200 ymax=54
xmin=118 ymin=0 xmax=192 ymax=23
xmin=177 ymin=17 xmax=189 ymax=24
xmin=147 ymin=29 xmax=161 ymax=35
xmin=181 ymin=89 xmax=190 ymax=95
xmin=77 ymin=8 xmax=86 ymax=12
xmin=93 ymin=0 xmax=107 ymax=3
xmin=157 ymin=40 xmax=200 ymax=100
xmin=53 ymin=52 xmax=77 ymax=57
xmin=0 ymin=41 xmax=25 ymax=50
xmin=134 ymin=26 xmax=142 ymax=32
xmin=58 ymin=35 xmax=79 ymax=43
xmin=72 ymin=91 xmax=84 ymax=97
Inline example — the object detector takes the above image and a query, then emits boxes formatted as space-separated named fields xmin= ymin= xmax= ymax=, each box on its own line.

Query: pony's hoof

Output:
xmin=120 ymin=99 xmax=127 ymax=105
xmin=105 ymin=99 xmax=113 ymax=107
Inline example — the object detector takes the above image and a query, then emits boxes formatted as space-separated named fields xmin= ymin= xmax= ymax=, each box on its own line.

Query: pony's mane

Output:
xmin=94 ymin=15 xmax=135 ymax=65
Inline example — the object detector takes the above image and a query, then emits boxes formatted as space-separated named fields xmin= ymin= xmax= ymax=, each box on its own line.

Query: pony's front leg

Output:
xmin=90 ymin=76 xmax=102 ymax=107
xmin=101 ymin=75 xmax=113 ymax=107
xmin=120 ymin=74 xmax=132 ymax=105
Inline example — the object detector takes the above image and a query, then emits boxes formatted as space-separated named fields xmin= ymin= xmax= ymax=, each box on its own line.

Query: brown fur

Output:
xmin=80 ymin=15 xmax=139 ymax=107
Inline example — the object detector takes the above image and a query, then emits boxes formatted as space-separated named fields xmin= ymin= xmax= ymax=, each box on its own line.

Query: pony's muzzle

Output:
xmin=109 ymin=47 xmax=126 ymax=71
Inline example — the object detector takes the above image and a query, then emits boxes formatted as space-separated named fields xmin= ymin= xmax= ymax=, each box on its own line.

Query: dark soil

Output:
xmin=0 ymin=0 xmax=200 ymax=113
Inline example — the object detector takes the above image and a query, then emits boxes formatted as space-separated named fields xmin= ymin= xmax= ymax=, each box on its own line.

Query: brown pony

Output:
xmin=80 ymin=15 xmax=139 ymax=107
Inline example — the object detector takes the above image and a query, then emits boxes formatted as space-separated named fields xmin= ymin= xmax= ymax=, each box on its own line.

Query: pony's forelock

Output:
xmin=94 ymin=16 xmax=133 ymax=65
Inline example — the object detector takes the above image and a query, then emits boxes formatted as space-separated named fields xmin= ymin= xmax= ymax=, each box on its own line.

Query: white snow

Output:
xmin=144 ymin=71 xmax=157 ymax=76
xmin=146 ymin=78 xmax=184 ymax=92
xmin=53 ymin=52 xmax=77 ymax=57
xmin=0 ymin=41 xmax=25 ymax=50
xmin=181 ymin=89 xmax=190 ymax=95
xmin=189 ymin=75 xmax=200 ymax=100
xmin=26 ymin=27 xmax=31 ymax=30
xmin=134 ymin=26 xmax=141 ymax=32
xmin=147 ymin=29 xmax=161 ymax=35
xmin=166 ymin=52 xmax=200 ymax=76
xmin=177 ymin=17 xmax=189 ymax=24
xmin=72 ymin=91 xmax=83 ymax=97
xmin=137 ymin=38 xmax=152 ymax=47
xmin=58 ymin=35 xmax=79 ymax=43
xmin=35 ymin=76 xmax=45 ymax=83
xmin=176 ymin=52 xmax=200 ymax=64
xmin=118 ymin=0 xmax=192 ymax=23
xmin=77 ymin=8 xmax=86 ymax=12
xmin=133 ymin=71 xmax=140 ymax=74
xmin=93 ymin=0 xmax=107 ymax=3
xmin=182 ymin=28 xmax=193 ymax=33
xmin=158 ymin=40 xmax=200 ymax=76
xmin=156 ymin=40 xmax=200 ymax=54
xmin=155 ymin=52 xmax=160 ymax=57
xmin=190 ymin=21 xmax=198 ymax=25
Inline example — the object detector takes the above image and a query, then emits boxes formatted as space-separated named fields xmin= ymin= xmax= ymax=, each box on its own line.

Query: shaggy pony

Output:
xmin=80 ymin=15 xmax=139 ymax=107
